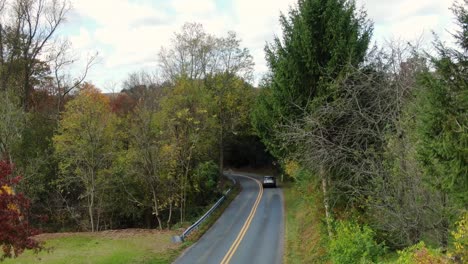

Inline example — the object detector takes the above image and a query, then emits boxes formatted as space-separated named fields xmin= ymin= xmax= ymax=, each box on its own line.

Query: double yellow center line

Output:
xmin=220 ymin=176 xmax=263 ymax=264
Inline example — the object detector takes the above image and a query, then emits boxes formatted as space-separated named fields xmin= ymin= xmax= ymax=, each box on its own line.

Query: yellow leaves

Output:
xmin=54 ymin=81 xmax=118 ymax=190
xmin=63 ymin=83 xmax=111 ymax=118
xmin=80 ymin=82 xmax=110 ymax=105
xmin=0 ymin=184 xmax=13 ymax=195
xmin=450 ymin=211 xmax=468 ymax=262
xmin=284 ymin=160 xmax=300 ymax=178
xmin=1 ymin=185 xmax=19 ymax=212
xmin=175 ymin=109 xmax=188 ymax=119
xmin=161 ymin=144 xmax=174 ymax=156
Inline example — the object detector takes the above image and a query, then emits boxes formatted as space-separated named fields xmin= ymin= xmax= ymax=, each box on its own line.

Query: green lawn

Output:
xmin=5 ymin=180 xmax=241 ymax=264
xmin=3 ymin=230 xmax=182 ymax=264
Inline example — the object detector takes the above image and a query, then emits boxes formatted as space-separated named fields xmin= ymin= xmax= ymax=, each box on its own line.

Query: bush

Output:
xmin=396 ymin=241 xmax=448 ymax=264
xmin=193 ymin=161 xmax=219 ymax=198
xmin=449 ymin=211 xmax=467 ymax=263
xmin=0 ymin=160 xmax=41 ymax=260
xmin=329 ymin=220 xmax=384 ymax=263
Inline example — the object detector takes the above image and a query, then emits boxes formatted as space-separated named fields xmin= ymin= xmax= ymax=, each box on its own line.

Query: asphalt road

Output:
xmin=174 ymin=173 xmax=284 ymax=264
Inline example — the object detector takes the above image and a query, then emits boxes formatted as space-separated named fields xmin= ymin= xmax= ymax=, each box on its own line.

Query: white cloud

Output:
xmin=204 ymin=0 xmax=297 ymax=82
xmin=68 ymin=27 xmax=92 ymax=51
xmin=171 ymin=0 xmax=216 ymax=17
xmin=358 ymin=0 xmax=456 ymax=43
xmin=61 ymin=0 xmax=458 ymax=91
xmin=72 ymin=0 xmax=168 ymax=27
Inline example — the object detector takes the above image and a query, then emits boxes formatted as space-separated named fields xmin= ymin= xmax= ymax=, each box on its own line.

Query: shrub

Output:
xmin=449 ymin=211 xmax=467 ymax=263
xmin=396 ymin=241 xmax=448 ymax=264
xmin=0 ymin=160 xmax=41 ymax=260
xmin=193 ymin=161 xmax=219 ymax=200
xmin=329 ymin=220 xmax=384 ymax=263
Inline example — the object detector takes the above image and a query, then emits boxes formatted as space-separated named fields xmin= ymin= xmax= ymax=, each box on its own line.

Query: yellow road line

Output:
xmin=220 ymin=175 xmax=263 ymax=264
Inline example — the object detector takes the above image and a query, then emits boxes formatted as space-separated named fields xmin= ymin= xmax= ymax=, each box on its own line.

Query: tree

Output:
xmin=252 ymin=0 xmax=372 ymax=159
xmin=413 ymin=0 xmax=468 ymax=248
xmin=48 ymin=40 xmax=98 ymax=115
xmin=159 ymin=77 xmax=217 ymax=222
xmin=416 ymin=0 xmax=467 ymax=208
xmin=158 ymin=23 xmax=215 ymax=82
xmin=0 ymin=160 xmax=40 ymax=260
xmin=252 ymin=0 xmax=372 ymax=236
xmin=0 ymin=0 xmax=70 ymax=110
xmin=206 ymin=73 xmax=254 ymax=177
xmin=120 ymin=70 xmax=166 ymax=110
xmin=0 ymin=91 xmax=26 ymax=163
xmin=125 ymin=101 xmax=167 ymax=230
xmin=159 ymin=23 xmax=254 ymax=176
xmin=204 ymin=31 xmax=254 ymax=176
xmin=53 ymin=83 xmax=117 ymax=232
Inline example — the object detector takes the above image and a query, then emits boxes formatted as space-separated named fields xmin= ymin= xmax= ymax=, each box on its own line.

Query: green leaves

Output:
xmin=53 ymin=84 xmax=118 ymax=231
xmin=253 ymin=0 xmax=373 ymax=159
xmin=0 ymin=91 xmax=26 ymax=160
xmin=415 ymin=57 xmax=468 ymax=206
xmin=329 ymin=220 xmax=385 ymax=264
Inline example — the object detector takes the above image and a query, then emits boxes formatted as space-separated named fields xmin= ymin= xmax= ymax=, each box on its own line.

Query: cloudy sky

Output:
xmin=59 ymin=0 xmax=458 ymax=91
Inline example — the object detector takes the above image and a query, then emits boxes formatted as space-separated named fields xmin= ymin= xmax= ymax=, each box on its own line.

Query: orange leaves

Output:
xmin=79 ymin=82 xmax=110 ymax=106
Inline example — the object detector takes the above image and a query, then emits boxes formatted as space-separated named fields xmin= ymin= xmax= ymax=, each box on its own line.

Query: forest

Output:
xmin=1 ymin=0 xmax=467 ymax=263
xmin=251 ymin=0 xmax=467 ymax=262
xmin=0 ymin=0 xmax=266 ymax=258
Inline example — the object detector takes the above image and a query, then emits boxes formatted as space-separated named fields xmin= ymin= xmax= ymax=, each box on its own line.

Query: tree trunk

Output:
xmin=96 ymin=205 xmax=100 ymax=231
xmin=23 ymin=60 xmax=31 ymax=111
xmin=320 ymin=166 xmax=333 ymax=238
xmin=219 ymin=127 xmax=224 ymax=179
xmin=180 ymin=146 xmax=193 ymax=223
xmin=152 ymin=191 xmax=162 ymax=230
xmin=180 ymin=169 xmax=186 ymax=223
xmin=441 ymin=193 xmax=449 ymax=252
xmin=89 ymin=170 xmax=96 ymax=232
xmin=167 ymin=199 xmax=173 ymax=229
xmin=89 ymin=190 xmax=95 ymax=232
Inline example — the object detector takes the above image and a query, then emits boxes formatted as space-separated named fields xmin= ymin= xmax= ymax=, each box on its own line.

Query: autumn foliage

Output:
xmin=0 ymin=161 xmax=40 ymax=260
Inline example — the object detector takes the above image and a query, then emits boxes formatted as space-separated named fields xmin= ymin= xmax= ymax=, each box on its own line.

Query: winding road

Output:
xmin=174 ymin=173 xmax=284 ymax=264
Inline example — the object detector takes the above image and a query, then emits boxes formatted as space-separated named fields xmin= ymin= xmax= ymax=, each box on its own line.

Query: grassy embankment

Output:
xmin=3 ymin=230 xmax=181 ymax=264
xmin=282 ymin=180 xmax=329 ymax=264
xmin=5 ymin=178 xmax=240 ymax=264
xmin=282 ymin=181 xmax=440 ymax=264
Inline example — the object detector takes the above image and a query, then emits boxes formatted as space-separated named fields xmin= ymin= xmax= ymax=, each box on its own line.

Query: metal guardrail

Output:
xmin=172 ymin=173 xmax=236 ymax=243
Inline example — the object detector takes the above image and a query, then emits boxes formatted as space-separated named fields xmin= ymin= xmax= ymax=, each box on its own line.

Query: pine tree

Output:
xmin=252 ymin=0 xmax=372 ymax=159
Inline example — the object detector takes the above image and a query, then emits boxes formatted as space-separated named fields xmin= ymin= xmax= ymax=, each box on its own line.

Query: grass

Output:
xmin=4 ymin=176 xmax=242 ymax=264
xmin=3 ymin=230 xmax=182 ymax=264
xmin=283 ymin=181 xmax=329 ymax=264
xmin=281 ymin=181 xmax=419 ymax=264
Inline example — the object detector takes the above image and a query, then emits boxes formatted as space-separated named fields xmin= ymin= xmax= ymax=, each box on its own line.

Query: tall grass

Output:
xmin=283 ymin=180 xmax=329 ymax=263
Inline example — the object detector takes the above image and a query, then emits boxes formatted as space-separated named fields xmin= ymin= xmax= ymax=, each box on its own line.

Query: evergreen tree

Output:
xmin=252 ymin=0 xmax=372 ymax=159
xmin=416 ymin=0 xmax=467 ymax=209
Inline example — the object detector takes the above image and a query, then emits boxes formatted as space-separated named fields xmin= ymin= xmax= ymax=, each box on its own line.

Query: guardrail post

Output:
xmin=172 ymin=235 xmax=184 ymax=243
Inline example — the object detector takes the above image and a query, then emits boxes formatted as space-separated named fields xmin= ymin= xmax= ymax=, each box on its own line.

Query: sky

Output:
xmin=58 ymin=0 xmax=458 ymax=92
